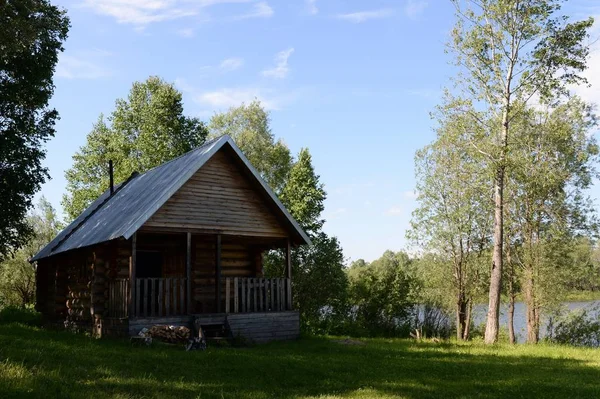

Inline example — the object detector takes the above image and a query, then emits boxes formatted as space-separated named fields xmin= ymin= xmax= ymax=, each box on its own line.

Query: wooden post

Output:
xmin=234 ymin=277 xmax=239 ymax=313
xmin=215 ymin=234 xmax=222 ymax=313
xmin=129 ymin=232 xmax=137 ymax=318
xmin=286 ymin=239 xmax=292 ymax=280
xmin=225 ymin=278 xmax=230 ymax=314
xmin=286 ymin=239 xmax=292 ymax=310
xmin=186 ymin=232 xmax=192 ymax=314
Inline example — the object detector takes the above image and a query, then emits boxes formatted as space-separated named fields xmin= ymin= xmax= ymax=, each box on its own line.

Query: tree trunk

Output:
xmin=524 ymin=270 xmax=538 ymax=344
xmin=508 ymin=293 xmax=515 ymax=344
xmin=507 ymin=245 xmax=516 ymax=345
xmin=463 ymin=299 xmax=472 ymax=341
xmin=485 ymin=163 xmax=505 ymax=344
xmin=456 ymin=291 xmax=468 ymax=341
xmin=485 ymin=92 xmax=510 ymax=344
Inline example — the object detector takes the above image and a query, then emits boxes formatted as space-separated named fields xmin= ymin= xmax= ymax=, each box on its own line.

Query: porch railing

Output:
xmin=225 ymin=277 xmax=292 ymax=313
xmin=107 ymin=279 xmax=129 ymax=318
xmin=135 ymin=278 xmax=187 ymax=318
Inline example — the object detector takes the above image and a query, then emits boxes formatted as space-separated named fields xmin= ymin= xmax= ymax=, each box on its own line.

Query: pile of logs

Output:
xmin=66 ymin=283 xmax=92 ymax=320
xmin=146 ymin=325 xmax=191 ymax=344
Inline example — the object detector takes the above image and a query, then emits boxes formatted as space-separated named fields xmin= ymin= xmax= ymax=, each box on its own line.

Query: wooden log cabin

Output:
xmin=32 ymin=135 xmax=310 ymax=342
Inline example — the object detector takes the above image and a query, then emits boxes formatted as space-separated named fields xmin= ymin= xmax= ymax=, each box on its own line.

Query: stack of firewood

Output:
xmin=147 ymin=325 xmax=191 ymax=344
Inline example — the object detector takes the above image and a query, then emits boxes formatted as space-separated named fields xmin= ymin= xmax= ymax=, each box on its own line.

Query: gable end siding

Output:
xmin=143 ymin=150 xmax=288 ymax=238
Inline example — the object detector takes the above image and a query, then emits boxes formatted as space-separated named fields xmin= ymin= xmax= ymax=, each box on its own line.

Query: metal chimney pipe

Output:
xmin=109 ymin=160 xmax=114 ymax=195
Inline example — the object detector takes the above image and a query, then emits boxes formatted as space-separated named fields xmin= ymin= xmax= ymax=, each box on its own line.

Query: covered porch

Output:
xmin=105 ymin=230 xmax=293 ymax=320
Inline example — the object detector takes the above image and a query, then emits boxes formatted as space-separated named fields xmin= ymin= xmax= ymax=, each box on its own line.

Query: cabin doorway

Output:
xmin=137 ymin=250 xmax=163 ymax=313
xmin=137 ymin=250 xmax=163 ymax=278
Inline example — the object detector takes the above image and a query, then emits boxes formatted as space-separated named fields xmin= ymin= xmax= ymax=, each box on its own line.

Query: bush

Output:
xmin=0 ymin=305 xmax=42 ymax=326
xmin=414 ymin=304 xmax=452 ymax=339
xmin=547 ymin=306 xmax=600 ymax=348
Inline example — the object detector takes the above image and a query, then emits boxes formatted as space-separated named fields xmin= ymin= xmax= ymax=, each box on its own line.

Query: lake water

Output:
xmin=472 ymin=300 xmax=600 ymax=343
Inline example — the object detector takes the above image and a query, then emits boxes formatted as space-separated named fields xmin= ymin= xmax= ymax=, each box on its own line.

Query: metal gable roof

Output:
xmin=32 ymin=135 xmax=311 ymax=262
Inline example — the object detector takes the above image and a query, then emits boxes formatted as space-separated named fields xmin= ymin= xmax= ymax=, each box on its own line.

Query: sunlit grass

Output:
xmin=0 ymin=323 xmax=599 ymax=398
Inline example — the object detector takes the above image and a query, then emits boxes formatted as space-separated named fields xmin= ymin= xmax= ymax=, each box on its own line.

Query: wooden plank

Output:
xmin=129 ymin=233 xmax=137 ymax=318
xmin=258 ymin=278 xmax=263 ymax=312
xmin=241 ymin=278 xmax=246 ymax=312
xmin=143 ymin=279 xmax=148 ymax=317
xmin=287 ymin=278 xmax=292 ymax=311
xmin=225 ymin=278 xmax=230 ymax=314
xmin=135 ymin=278 xmax=140 ymax=317
xmin=215 ymin=234 xmax=222 ymax=313
xmin=186 ymin=232 xmax=192 ymax=314
xmin=166 ymin=278 xmax=171 ymax=316
xmin=264 ymin=278 xmax=268 ymax=312
xmin=270 ymin=278 xmax=274 ymax=311
xmin=279 ymin=278 xmax=284 ymax=311
xmin=123 ymin=280 xmax=127 ymax=318
xmin=246 ymin=277 xmax=251 ymax=313
xmin=286 ymin=239 xmax=292 ymax=280
xmin=252 ymin=278 xmax=257 ymax=312
xmin=151 ymin=278 xmax=156 ymax=317
xmin=172 ymin=279 xmax=177 ymax=315
xmin=180 ymin=278 xmax=184 ymax=316
xmin=239 ymin=278 xmax=243 ymax=313
xmin=234 ymin=277 xmax=239 ymax=313
xmin=158 ymin=279 xmax=163 ymax=316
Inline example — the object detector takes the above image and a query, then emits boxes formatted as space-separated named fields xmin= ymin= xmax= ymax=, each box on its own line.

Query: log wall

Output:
xmin=34 ymin=239 xmax=133 ymax=337
xmin=191 ymin=237 xmax=261 ymax=313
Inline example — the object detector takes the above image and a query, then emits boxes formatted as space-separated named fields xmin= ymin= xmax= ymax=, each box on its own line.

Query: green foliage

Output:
xmin=280 ymin=148 xmax=326 ymax=237
xmin=62 ymin=76 xmax=208 ymax=220
xmin=548 ymin=306 xmax=600 ymax=347
xmin=0 ymin=197 xmax=62 ymax=307
xmin=3 ymin=324 xmax=600 ymax=398
xmin=347 ymin=251 xmax=419 ymax=337
xmin=292 ymin=233 xmax=349 ymax=335
xmin=504 ymin=98 xmax=599 ymax=341
xmin=0 ymin=305 xmax=42 ymax=326
xmin=409 ymin=103 xmax=491 ymax=340
xmin=208 ymin=100 xmax=292 ymax=193
xmin=567 ymin=237 xmax=600 ymax=292
xmin=0 ymin=0 xmax=69 ymax=259
xmin=447 ymin=0 xmax=595 ymax=344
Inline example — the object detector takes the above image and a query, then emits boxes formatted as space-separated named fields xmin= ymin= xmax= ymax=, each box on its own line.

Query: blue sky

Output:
xmin=40 ymin=0 xmax=600 ymax=262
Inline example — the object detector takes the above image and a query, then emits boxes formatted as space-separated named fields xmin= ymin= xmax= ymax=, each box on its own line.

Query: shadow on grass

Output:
xmin=0 ymin=323 xmax=599 ymax=398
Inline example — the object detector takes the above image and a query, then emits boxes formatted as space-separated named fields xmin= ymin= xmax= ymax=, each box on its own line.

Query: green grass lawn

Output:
xmin=1 ymin=323 xmax=599 ymax=399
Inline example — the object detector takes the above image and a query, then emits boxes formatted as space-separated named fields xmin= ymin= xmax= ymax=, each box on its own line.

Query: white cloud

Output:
xmin=306 ymin=0 xmax=318 ymax=15
xmin=232 ymin=1 xmax=273 ymax=20
xmin=386 ymin=206 xmax=404 ymax=216
xmin=176 ymin=76 xmax=305 ymax=113
xmin=81 ymin=0 xmax=264 ymax=27
xmin=195 ymin=88 xmax=279 ymax=110
xmin=262 ymin=48 xmax=294 ymax=79
xmin=404 ymin=0 xmax=428 ymax=20
xmin=56 ymin=51 xmax=112 ymax=79
xmin=82 ymin=0 xmax=198 ymax=26
xmin=336 ymin=9 xmax=394 ymax=23
xmin=219 ymin=57 xmax=244 ymax=71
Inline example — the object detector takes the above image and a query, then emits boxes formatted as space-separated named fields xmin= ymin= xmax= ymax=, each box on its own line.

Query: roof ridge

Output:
xmin=50 ymin=171 xmax=139 ymax=252
xmin=132 ymin=135 xmax=227 ymax=178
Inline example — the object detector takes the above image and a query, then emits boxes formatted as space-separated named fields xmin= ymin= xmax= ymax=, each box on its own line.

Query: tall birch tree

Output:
xmin=409 ymin=100 xmax=492 ymax=340
xmin=448 ymin=0 xmax=593 ymax=343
